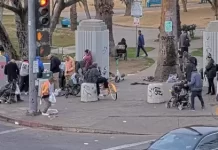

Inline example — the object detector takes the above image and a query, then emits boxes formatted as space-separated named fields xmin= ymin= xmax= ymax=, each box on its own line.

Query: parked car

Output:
xmin=146 ymin=126 xmax=218 ymax=150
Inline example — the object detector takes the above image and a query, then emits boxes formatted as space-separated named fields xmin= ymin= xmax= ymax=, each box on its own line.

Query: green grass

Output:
xmin=2 ymin=15 xmax=75 ymax=52
xmin=191 ymin=36 xmax=201 ymax=40
xmin=127 ymin=47 xmax=155 ymax=58
xmin=191 ymin=47 xmax=203 ymax=57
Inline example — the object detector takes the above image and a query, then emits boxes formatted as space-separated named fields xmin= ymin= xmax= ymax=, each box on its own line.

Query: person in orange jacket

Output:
xmin=41 ymin=77 xmax=54 ymax=116
xmin=63 ymin=55 xmax=75 ymax=85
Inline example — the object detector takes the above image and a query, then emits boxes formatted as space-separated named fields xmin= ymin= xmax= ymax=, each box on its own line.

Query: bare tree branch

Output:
xmin=64 ymin=0 xmax=81 ymax=8
xmin=0 ymin=2 xmax=20 ymax=14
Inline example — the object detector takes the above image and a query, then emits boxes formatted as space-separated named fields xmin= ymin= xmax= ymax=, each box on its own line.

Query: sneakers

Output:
xmin=202 ymin=106 xmax=205 ymax=110
xmin=190 ymin=108 xmax=195 ymax=111
xmin=24 ymin=92 xmax=28 ymax=95
xmin=42 ymin=112 xmax=49 ymax=116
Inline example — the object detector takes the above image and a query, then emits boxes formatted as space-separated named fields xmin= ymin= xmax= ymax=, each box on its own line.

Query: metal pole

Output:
xmin=27 ymin=0 xmax=38 ymax=115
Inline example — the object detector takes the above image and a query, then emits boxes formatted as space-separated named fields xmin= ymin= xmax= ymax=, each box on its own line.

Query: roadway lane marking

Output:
xmin=0 ymin=128 xmax=26 ymax=135
xmin=102 ymin=139 xmax=155 ymax=150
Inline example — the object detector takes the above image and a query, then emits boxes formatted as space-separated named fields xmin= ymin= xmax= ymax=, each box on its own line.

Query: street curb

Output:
xmin=0 ymin=113 xmax=159 ymax=136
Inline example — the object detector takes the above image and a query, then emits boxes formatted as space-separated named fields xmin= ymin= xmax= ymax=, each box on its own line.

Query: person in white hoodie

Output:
xmin=19 ymin=58 xmax=29 ymax=95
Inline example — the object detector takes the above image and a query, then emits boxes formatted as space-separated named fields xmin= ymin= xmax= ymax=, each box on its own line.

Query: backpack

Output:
xmin=184 ymin=34 xmax=190 ymax=47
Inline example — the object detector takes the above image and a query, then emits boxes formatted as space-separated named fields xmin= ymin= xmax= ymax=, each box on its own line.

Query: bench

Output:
xmin=146 ymin=0 xmax=161 ymax=7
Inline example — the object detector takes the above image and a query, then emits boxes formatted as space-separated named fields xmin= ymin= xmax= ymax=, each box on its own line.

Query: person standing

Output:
xmin=205 ymin=54 xmax=216 ymax=95
xmin=187 ymin=67 xmax=205 ymax=111
xmin=83 ymin=49 xmax=92 ymax=71
xmin=35 ymin=56 xmax=44 ymax=78
xmin=47 ymin=54 xmax=61 ymax=91
xmin=63 ymin=55 xmax=75 ymax=85
xmin=0 ymin=46 xmax=10 ymax=63
xmin=19 ymin=58 xmax=29 ymax=95
xmin=179 ymin=30 xmax=191 ymax=54
xmin=137 ymin=30 xmax=148 ymax=57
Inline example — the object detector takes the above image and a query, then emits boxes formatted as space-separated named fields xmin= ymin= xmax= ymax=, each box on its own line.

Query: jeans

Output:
xmin=96 ymin=77 xmax=109 ymax=95
xmin=207 ymin=77 xmax=215 ymax=94
xmin=191 ymin=91 xmax=204 ymax=109
xmin=137 ymin=45 xmax=148 ymax=57
xmin=42 ymin=95 xmax=51 ymax=113
xmin=19 ymin=75 xmax=29 ymax=92
xmin=53 ymin=72 xmax=60 ymax=90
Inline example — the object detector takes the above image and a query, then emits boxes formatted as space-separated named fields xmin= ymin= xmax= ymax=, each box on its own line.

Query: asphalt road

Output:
xmin=0 ymin=121 xmax=157 ymax=150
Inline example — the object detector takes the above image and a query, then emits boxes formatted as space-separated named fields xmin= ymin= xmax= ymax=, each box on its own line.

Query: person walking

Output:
xmin=47 ymin=54 xmax=61 ymax=91
xmin=179 ymin=30 xmax=191 ymax=54
xmin=19 ymin=58 xmax=29 ymax=95
xmin=187 ymin=67 xmax=205 ymax=111
xmin=40 ymin=77 xmax=54 ymax=116
xmin=137 ymin=30 xmax=148 ymax=57
xmin=205 ymin=54 xmax=216 ymax=95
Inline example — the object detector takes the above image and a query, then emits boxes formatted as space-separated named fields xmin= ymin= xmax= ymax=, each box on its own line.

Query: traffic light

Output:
xmin=36 ymin=0 xmax=50 ymax=29
xmin=37 ymin=45 xmax=51 ymax=57
xmin=36 ymin=30 xmax=49 ymax=42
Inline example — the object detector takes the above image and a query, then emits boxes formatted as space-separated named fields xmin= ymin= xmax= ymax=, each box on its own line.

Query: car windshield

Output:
xmin=148 ymin=133 xmax=201 ymax=150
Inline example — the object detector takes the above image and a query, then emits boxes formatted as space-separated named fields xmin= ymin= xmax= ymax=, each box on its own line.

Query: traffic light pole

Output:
xmin=27 ymin=0 xmax=38 ymax=115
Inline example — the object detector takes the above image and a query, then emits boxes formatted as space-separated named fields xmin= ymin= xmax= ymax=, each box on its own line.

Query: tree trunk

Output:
xmin=0 ymin=22 xmax=18 ymax=59
xmin=181 ymin=0 xmax=187 ymax=12
xmin=124 ymin=1 xmax=132 ymax=16
xmin=177 ymin=0 xmax=181 ymax=38
xmin=81 ymin=0 xmax=91 ymax=19
xmin=95 ymin=0 xmax=115 ymax=55
xmin=15 ymin=14 xmax=28 ymax=58
xmin=50 ymin=0 xmax=65 ymax=33
xmin=70 ymin=4 xmax=77 ymax=31
xmin=154 ymin=0 xmax=181 ymax=81
xmin=94 ymin=0 xmax=101 ymax=19
xmin=0 ymin=0 xmax=4 ymax=45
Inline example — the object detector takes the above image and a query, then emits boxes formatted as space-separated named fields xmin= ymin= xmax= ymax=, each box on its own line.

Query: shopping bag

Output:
xmin=49 ymin=93 xmax=56 ymax=103
xmin=15 ymin=84 xmax=21 ymax=95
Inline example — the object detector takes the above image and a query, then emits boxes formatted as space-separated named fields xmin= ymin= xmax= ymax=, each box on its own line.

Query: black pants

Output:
xmin=191 ymin=91 xmax=204 ymax=109
xmin=137 ymin=45 xmax=148 ymax=57
xmin=19 ymin=75 xmax=29 ymax=92
xmin=96 ymin=77 xmax=109 ymax=95
xmin=207 ymin=77 xmax=215 ymax=94
xmin=181 ymin=47 xmax=189 ymax=53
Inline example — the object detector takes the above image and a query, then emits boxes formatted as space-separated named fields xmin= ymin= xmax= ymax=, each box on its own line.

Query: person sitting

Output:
xmin=84 ymin=62 xmax=108 ymax=97
xmin=117 ymin=38 xmax=127 ymax=60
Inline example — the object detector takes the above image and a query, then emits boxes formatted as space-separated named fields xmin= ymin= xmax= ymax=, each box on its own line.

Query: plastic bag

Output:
xmin=49 ymin=93 xmax=56 ymax=103
xmin=71 ymin=73 xmax=77 ymax=84
xmin=15 ymin=83 xmax=21 ymax=95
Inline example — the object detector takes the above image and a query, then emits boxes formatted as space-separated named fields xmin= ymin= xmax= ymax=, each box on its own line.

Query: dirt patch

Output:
xmin=113 ymin=7 xmax=214 ymax=28
xmin=109 ymin=57 xmax=155 ymax=75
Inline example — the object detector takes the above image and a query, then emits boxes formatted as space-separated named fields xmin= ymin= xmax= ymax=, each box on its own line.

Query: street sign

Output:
xmin=131 ymin=0 xmax=143 ymax=17
xmin=36 ymin=30 xmax=49 ymax=42
xmin=165 ymin=21 xmax=173 ymax=32
xmin=133 ymin=17 xmax=140 ymax=26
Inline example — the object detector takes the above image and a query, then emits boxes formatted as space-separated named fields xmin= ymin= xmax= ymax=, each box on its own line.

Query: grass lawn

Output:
xmin=127 ymin=47 xmax=155 ymax=58
xmin=113 ymin=7 xmax=214 ymax=28
xmin=191 ymin=47 xmax=203 ymax=57
xmin=2 ymin=15 xmax=75 ymax=52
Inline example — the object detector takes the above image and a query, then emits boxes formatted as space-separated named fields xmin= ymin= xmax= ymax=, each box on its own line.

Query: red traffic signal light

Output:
xmin=39 ymin=0 xmax=49 ymax=7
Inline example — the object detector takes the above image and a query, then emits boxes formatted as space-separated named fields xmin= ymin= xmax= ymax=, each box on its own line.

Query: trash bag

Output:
xmin=166 ymin=74 xmax=179 ymax=83
xmin=49 ymin=93 xmax=56 ymax=103
xmin=15 ymin=83 xmax=20 ymax=95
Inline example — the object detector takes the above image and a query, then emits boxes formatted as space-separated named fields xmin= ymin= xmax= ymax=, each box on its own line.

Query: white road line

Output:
xmin=0 ymin=128 xmax=26 ymax=135
xmin=102 ymin=139 xmax=155 ymax=150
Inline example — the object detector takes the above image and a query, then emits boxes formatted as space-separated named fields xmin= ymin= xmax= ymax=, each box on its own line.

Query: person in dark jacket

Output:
xmin=185 ymin=56 xmax=197 ymax=82
xmin=4 ymin=59 xmax=19 ymax=83
xmin=47 ymin=54 xmax=61 ymax=90
xmin=205 ymin=54 xmax=216 ymax=95
xmin=84 ymin=62 xmax=108 ymax=96
xmin=117 ymin=38 xmax=127 ymax=59
xmin=187 ymin=67 xmax=205 ymax=111
xmin=137 ymin=30 xmax=148 ymax=57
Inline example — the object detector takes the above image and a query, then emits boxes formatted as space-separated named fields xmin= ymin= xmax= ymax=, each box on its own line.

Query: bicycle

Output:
xmin=99 ymin=81 xmax=117 ymax=100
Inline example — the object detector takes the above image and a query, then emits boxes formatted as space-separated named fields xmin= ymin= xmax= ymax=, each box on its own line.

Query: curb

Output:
xmin=0 ymin=113 xmax=158 ymax=136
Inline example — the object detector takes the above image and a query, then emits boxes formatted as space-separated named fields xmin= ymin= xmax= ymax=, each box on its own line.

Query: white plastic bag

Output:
xmin=15 ymin=84 xmax=21 ymax=95
xmin=71 ymin=73 xmax=77 ymax=84
xmin=49 ymin=93 xmax=56 ymax=103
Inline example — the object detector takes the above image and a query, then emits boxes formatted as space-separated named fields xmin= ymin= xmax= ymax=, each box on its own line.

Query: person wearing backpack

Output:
xmin=19 ymin=58 xmax=29 ymax=95
xmin=47 ymin=54 xmax=61 ymax=91
xmin=179 ymin=30 xmax=191 ymax=54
